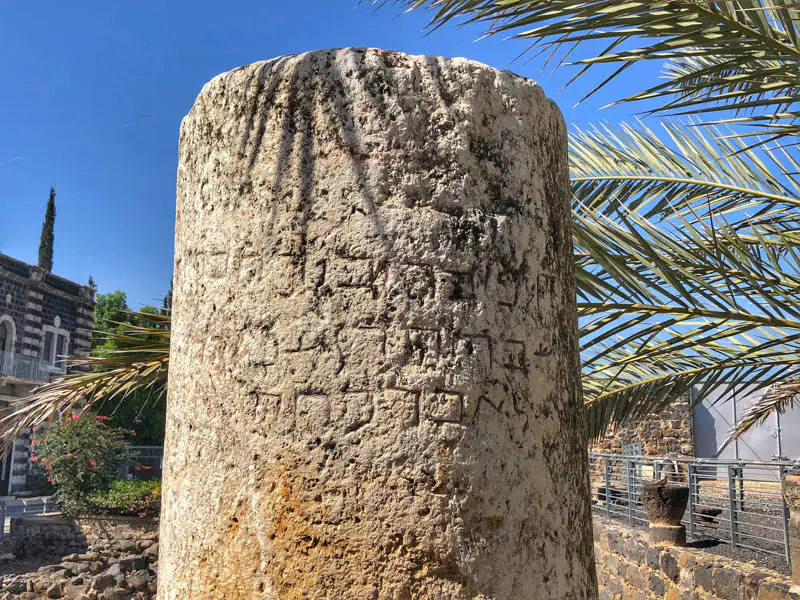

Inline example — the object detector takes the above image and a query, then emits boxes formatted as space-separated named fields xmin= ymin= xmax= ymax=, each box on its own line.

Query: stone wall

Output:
xmin=593 ymin=396 xmax=694 ymax=457
xmin=1 ymin=516 xmax=158 ymax=599
xmin=594 ymin=516 xmax=797 ymax=599
xmin=9 ymin=516 xmax=158 ymax=559
xmin=0 ymin=252 xmax=94 ymax=364
xmin=9 ymin=518 xmax=86 ymax=558
xmin=75 ymin=517 xmax=158 ymax=547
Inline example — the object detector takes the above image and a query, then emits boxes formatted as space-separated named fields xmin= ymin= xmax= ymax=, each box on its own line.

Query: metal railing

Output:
xmin=122 ymin=445 xmax=163 ymax=479
xmin=589 ymin=452 xmax=798 ymax=568
xmin=0 ymin=351 xmax=50 ymax=383
xmin=0 ymin=497 xmax=57 ymax=535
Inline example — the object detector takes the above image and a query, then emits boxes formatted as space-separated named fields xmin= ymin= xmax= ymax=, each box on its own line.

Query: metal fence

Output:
xmin=0 ymin=496 xmax=57 ymax=534
xmin=122 ymin=446 xmax=163 ymax=479
xmin=589 ymin=452 xmax=798 ymax=568
xmin=0 ymin=351 xmax=50 ymax=383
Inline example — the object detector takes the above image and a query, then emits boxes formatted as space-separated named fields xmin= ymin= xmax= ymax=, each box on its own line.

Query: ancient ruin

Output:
xmin=162 ymin=48 xmax=596 ymax=599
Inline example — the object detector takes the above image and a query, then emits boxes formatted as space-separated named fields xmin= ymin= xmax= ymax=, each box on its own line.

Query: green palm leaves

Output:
xmin=387 ymin=0 xmax=800 ymax=137
xmin=574 ymin=124 xmax=800 ymax=438
xmin=0 ymin=313 xmax=169 ymax=448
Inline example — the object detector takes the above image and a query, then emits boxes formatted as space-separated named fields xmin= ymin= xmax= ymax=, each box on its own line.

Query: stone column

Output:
xmin=640 ymin=479 xmax=689 ymax=547
xmin=162 ymin=48 xmax=597 ymax=600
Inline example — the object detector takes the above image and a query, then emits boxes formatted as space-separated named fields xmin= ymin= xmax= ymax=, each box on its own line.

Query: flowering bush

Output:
xmin=33 ymin=413 xmax=128 ymax=516
xmin=88 ymin=479 xmax=161 ymax=518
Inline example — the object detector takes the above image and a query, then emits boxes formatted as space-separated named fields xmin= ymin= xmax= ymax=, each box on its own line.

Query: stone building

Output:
xmin=592 ymin=396 xmax=695 ymax=457
xmin=0 ymin=252 xmax=94 ymax=494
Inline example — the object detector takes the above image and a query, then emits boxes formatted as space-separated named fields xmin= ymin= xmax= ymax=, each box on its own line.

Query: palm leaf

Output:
xmin=571 ymin=121 xmax=800 ymax=226
xmin=576 ymin=197 xmax=800 ymax=440
xmin=731 ymin=379 xmax=800 ymax=438
xmin=0 ymin=312 xmax=170 ymax=450
xmin=378 ymin=0 xmax=800 ymax=140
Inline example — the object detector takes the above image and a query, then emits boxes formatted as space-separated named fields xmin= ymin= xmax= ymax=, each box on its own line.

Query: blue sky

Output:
xmin=0 ymin=1 xmax=653 ymax=308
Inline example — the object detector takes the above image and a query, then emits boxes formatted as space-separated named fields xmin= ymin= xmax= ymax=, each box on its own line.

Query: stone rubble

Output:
xmin=0 ymin=535 xmax=158 ymax=599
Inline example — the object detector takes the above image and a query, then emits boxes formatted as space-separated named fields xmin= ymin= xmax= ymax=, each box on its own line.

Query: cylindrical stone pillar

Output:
xmin=162 ymin=48 xmax=596 ymax=599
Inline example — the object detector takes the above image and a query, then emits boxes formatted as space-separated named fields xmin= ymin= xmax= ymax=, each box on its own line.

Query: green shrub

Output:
xmin=25 ymin=460 xmax=55 ymax=497
xmin=33 ymin=413 xmax=128 ymax=516
xmin=88 ymin=479 xmax=161 ymax=518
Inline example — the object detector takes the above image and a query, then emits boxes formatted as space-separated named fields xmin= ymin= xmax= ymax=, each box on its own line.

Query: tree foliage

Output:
xmin=37 ymin=187 xmax=56 ymax=272
xmin=33 ymin=413 xmax=128 ymax=516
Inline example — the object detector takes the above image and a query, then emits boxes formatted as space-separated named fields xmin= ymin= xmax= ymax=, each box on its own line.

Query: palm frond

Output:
xmin=573 ymin=121 xmax=800 ymax=439
xmin=379 ymin=0 xmax=800 ymax=140
xmin=571 ymin=121 xmax=800 ymax=227
xmin=731 ymin=379 xmax=800 ymax=438
xmin=0 ymin=312 xmax=170 ymax=449
xmin=576 ymin=202 xmax=800 ymax=440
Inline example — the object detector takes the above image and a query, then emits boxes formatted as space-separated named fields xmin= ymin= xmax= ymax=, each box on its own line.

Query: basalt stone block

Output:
xmin=641 ymin=479 xmax=689 ymax=525
xmin=649 ymin=524 xmax=687 ymax=547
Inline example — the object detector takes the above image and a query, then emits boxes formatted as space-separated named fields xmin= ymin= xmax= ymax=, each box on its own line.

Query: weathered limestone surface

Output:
xmin=163 ymin=48 xmax=596 ymax=599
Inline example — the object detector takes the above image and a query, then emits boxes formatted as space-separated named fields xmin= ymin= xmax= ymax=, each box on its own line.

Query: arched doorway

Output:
xmin=0 ymin=316 xmax=15 ymax=354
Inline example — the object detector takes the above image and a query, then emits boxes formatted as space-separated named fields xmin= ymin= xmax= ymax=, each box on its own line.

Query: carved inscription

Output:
xmin=296 ymin=394 xmax=330 ymax=434
xmin=330 ymin=392 xmax=374 ymax=432
xmin=168 ymin=49 xmax=590 ymax=600
xmin=327 ymin=257 xmax=376 ymax=288
xmin=423 ymin=391 xmax=463 ymax=423
xmin=501 ymin=341 xmax=526 ymax=370
xmin=435 ymin=270 xmax=475 ymax=301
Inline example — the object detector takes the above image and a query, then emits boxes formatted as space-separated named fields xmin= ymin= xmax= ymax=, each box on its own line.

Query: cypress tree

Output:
xmin=37 ymin=187 xmax=56 ymax=272
xmin=162 ymin=278 xmax=173 ymax=313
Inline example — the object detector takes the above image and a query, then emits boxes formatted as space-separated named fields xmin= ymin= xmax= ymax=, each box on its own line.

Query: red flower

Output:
xmin=65 ymin=453 xmax=72 ymax=457
xmin=90 ymin=460 xmax=97 ymax=467
xmin=30 ymin=457 xmax=38 ymax=462
xmin=130 ymin=430 xmax=137 ymax=436
xmin=71 ymin=413 xmax=80 ymax=421
xmin=135 ymin=465 xmax=141 ymax=471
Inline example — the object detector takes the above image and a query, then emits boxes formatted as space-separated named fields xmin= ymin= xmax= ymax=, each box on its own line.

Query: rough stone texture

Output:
xmin=640 ymin=480 xmax=689 ymax=526
xmin=0 ymin=523 xmax=158 ymax=599
xmin=789 ymin=516 xmax=800 ymax=592
xmin=592 ymin=395 xmax=694 ymax=457
xmin=783 ymin=477 xmax=800 ymax=592
xmin=163 ymin=47 xmax=596 ymax=599
xmin=9 ymin=519 xmax=86 ymax=559
xmin=648 ymin=524 xmax=686 ymax=547
xmin=594 ymin=516 xmax=799 ymax=599
xmin=9 ymin=517 xmax=158 ymax=562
